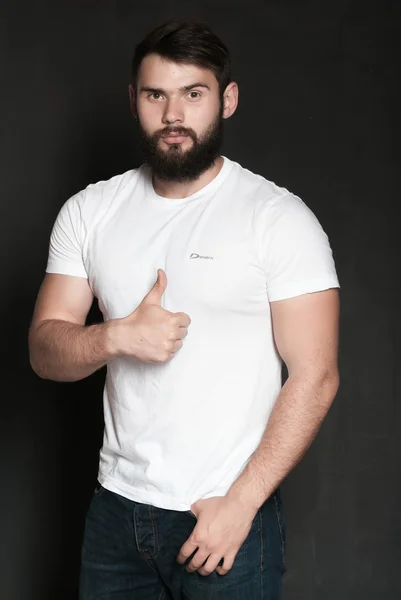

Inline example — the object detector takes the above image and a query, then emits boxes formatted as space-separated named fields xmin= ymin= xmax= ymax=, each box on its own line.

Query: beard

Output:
xmin=137 ymin=104 xmax=224 ymax=183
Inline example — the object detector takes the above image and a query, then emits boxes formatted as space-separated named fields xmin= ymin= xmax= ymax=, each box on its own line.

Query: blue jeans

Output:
xmin=79 ymin=483 xmax=286 ymax=599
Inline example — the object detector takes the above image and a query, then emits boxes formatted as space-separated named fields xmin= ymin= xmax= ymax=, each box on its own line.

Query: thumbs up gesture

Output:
xmin=112 ymin=269 xmax=191 ymax=363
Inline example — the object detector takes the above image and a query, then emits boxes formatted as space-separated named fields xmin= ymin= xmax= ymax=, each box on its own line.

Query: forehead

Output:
xmin=137 ymin=53 xmax=218 ymax=91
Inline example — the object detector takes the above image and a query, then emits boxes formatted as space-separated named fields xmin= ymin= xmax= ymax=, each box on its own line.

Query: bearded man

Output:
xmin=29 ymin=18 xmax=340 ymax=600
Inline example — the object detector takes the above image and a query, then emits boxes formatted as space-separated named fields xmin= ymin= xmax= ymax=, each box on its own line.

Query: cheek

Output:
xmin=138 ymin=103 xmax=162 ymax=128
xmin=187 ymin=103 xmax=219 ymax=132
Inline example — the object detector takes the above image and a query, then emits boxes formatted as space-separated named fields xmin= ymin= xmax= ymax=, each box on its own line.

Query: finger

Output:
xmin=171 ymin=340 xmax=183 ymax=353
xmin=143 ymin=269 xmax=167 ymax=305
xmin=177 ymin=537 xmax=199 ymax=564
xmin=186 ymin=550 xmax=211 ymax=573
xmin=197 ymin=553 xmax=224 ymax=576
xmin=215 ymin=553 xmax=236 ymax=576
xmin=175 ymin=328 xmax=188 ymax=340
xmin=174 ymin=312 xmax=191 ymax=327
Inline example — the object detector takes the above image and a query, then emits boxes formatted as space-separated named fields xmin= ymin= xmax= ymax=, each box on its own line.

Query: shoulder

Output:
xmin=233 ymin=162 xmax=316 ymax=220
xmin=73 ymin=166 xmax=145 ymax=218
xmin=227 ymin=158 xmax=295 ymax=211
xmin=225 ymin=158 xmax=325 ymax=239
xmin=52 ymin=166 xmax=145 ymax=242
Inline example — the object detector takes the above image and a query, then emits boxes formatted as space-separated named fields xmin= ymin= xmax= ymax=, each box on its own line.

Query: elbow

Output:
xmin=294 ymin=365 xmax=340 ymax=401
xmin=28 ymin=337 xmax=46 ymax=379
xmin=322 ymin=368 xmax=340 ymax=405
xmin=29 ymin=360 xmax=76 ymax=383
xmin=29 ymin=353 xmax=84 ymax=383
xmin=28 ymin=327 xmax=56 ymax=381
xmin=29 ymin=354 xmax=49 ymax=380
xmin=289 ymin=364 xmax=340 ymax=393
xmin=28 ymin=340 xmax=42 ymax=379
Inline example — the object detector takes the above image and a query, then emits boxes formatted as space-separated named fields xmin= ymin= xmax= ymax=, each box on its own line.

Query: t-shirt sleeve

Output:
xmin=45 ymin=192 xmax=88 ymax=278
xmin=258 ymin=193 xmax=340 ymax=302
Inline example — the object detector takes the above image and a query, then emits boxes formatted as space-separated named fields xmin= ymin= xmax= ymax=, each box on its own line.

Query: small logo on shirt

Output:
xmin=189 ymin=253 xmax=214 ymax=260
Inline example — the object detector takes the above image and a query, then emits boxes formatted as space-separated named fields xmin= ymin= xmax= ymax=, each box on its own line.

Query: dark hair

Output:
xmin=132 ymin=18 xmax=232 ymax=96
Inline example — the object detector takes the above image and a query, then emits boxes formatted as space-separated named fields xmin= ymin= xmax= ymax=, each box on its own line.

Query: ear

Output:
xmin=222 ymin=81 xmax=239 ymax=119
xmin=128 ymin=84 xmax=137 ymax=119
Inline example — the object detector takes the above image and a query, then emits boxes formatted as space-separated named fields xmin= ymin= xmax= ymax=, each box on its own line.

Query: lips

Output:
xmin=161 ymin=131 xmax=187 ymax=137
xmin=161 ymin=133 xmax=189 ymax=144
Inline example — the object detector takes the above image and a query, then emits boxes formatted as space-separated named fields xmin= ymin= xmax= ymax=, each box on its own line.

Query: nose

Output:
xmin=162 ymin=97 xmax=184 ymax=125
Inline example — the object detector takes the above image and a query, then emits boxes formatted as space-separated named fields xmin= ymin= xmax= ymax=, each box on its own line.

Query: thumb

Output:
xmin=143 ymin=269 xmax=167 ymax=305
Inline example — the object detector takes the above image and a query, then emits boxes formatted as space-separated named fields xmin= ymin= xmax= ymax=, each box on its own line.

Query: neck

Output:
xmin=151 ymin=156 xmax=224 ymax=199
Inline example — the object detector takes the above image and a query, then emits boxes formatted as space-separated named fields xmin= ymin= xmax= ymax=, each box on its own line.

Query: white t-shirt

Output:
xmin=46 ymin=156 xmax=340 ymax=511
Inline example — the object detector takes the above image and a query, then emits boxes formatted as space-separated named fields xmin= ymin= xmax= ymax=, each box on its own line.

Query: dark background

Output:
xmin=1 ymin=0 xmax=400 ymax=598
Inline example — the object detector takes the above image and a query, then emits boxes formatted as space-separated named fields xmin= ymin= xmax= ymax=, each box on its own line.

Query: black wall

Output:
xmin=1 ymin=1 xmax=400 ymax=598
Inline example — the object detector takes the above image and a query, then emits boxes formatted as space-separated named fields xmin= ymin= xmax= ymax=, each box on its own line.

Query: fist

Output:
xmin=116 ymin=269 xmax=191 ymax=363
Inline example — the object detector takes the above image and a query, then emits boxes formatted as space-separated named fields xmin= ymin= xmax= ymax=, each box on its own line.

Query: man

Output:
xmin=29 ymin=18 xmax=340 ymax=600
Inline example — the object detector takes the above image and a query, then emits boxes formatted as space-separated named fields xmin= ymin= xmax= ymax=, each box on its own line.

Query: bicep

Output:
xmin=270 ymin=288 xmax=340 ymax=378
xmin=30 ymin=273 xmax=94 ymax=329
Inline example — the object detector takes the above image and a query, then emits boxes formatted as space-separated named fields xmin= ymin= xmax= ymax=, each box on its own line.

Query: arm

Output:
xmin=29 ymin=269 xmax=190 ymax=382
xmin=28 ymin=273 xmax=117 ymax=382
xmin=32 ymin=188 xmax=191 ymax=382
xmin=227 ymin=287 xmax=340 ymax=511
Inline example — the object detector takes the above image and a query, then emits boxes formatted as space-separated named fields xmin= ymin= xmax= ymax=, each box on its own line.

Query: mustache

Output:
xmin=155 ymin=127 xmax=197 ymax=140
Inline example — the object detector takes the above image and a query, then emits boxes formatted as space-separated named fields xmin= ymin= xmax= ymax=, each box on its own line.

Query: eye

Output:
xmin=188 ymin=91 xmax=201 ymax=99
xmin=148 ymin=92 xmax=163 ymax=100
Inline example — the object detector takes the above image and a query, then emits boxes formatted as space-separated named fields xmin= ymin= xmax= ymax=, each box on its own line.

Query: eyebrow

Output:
xmin=139 ymin=82 xmax=211 ymax=94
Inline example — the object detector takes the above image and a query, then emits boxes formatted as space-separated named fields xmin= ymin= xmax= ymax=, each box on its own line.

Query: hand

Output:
xmin=112 ymin=269 xmax=191 ymax=363
xmin=176 ymin=495 xmax=257 ymax=577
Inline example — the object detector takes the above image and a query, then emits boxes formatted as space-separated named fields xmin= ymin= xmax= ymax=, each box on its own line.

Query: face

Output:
xmin=129 ymin=54 xmax=237 ymax=182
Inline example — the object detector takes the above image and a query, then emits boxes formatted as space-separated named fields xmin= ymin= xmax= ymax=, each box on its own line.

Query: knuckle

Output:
xmin=191 ymin=533 xmax=201 ymax=545
xmin=157 ymin=350 xmax=170 ymax=362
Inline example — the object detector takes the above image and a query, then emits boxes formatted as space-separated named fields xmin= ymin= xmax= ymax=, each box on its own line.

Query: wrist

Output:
xmin=226 ymin=482 xmax=260 ymax=517
xmin=226 ymin=465 xmax=271 ymax=515
xmin=225 ymin=486 xmax=260 ymax=520
xmin=104 ymin=319 xmax=126 ymax=359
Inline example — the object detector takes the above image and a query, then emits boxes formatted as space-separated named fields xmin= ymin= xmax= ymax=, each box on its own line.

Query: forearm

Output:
xmin=29 ymin=319 xmax=119 ymax=382
xmin=227 ymin=370 xmax=339 ymax=512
